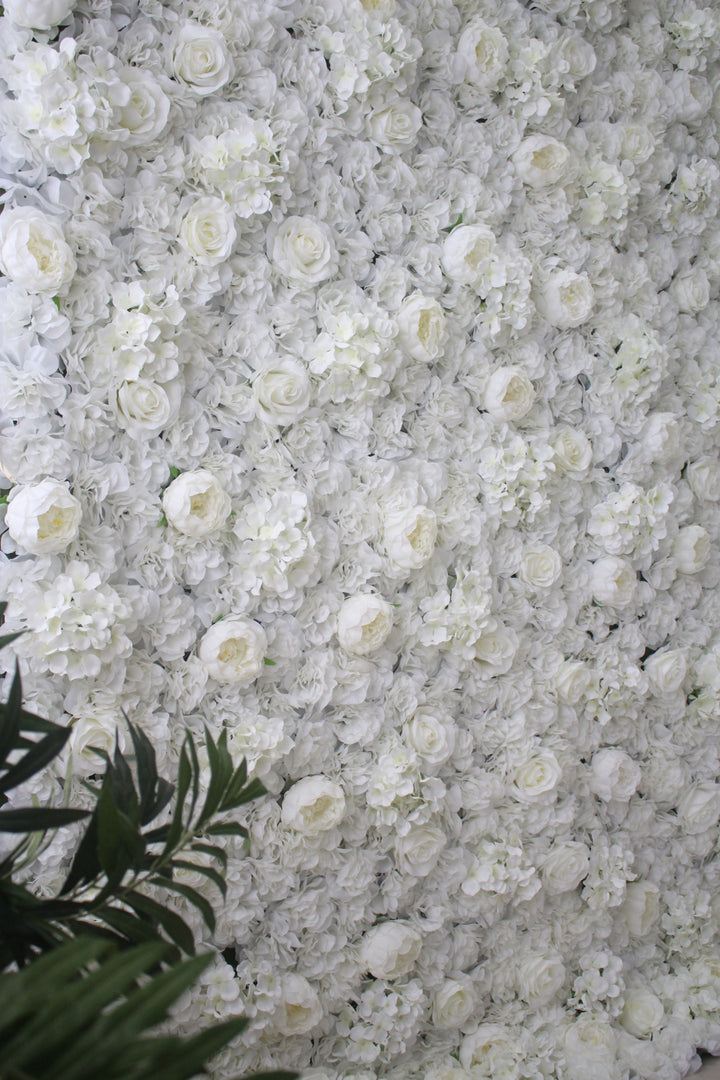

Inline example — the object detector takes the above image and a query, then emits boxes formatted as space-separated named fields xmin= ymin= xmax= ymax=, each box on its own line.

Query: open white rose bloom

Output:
xmin=2 ymin=0 xmax=720 ymax=1077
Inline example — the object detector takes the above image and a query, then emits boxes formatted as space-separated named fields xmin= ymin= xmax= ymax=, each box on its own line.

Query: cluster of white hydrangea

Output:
xmin=1 ymin=0 xmax=720 ymax=1077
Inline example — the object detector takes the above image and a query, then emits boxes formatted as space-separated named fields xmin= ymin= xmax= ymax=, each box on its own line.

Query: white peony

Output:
xmin=6 ymin=478 xmax=81 ymax=555
xmin=484 ymin=368 xmax=535 ymax=422
xmin=553 ymin=427 xmax=593 ymax=473
xmin=541 ymin=841 xmax=590 ymax=893
xmin=162 ymin=469 xmax=231 ymax=537
xmin=441 ymin=224 xmax=496 ymax=287
xmin=672 ymin=267 xmax=710 ymax=313
xmin=397 ymin=293 xmax=446 ymax=362
xmin=620 ymin=989 xmax=664 ymax=1038
xmin=359 ymin=922 xmax=422 ymax=980
xmin=591 ymin=556 xmax=637 ymax=608
xmin=276 ymin=974 xmax=323 ymax=1035
xmin=589 ymin=748 xmax=641 ymax=802
xmin=253 ymin=359 xmax=312 ymax=426
xmin=115 ymin=380 xmax=172 ymax=437
xmin=673 ymin=525 xmax=710 ymax=574
xmin=382 ymin=504 xmax=437 ymax=570
xmin=457 ymin=19 xmax=508 ymax=88
xmin=271 ymin=217 xmax=338 ymax=287
xmin=0 ymin=208 xmax=75 ymax=294
xmin=536 ymin=269 xmax=594 ymax=329
xmin=687 ymin=458 xmax=720 ymax=502
xmin=197 ymin=617 xmax=267 ymax=686
xmin=513 ymin=135 xmax=571 ymax=188
xmin=179 ymin=197 xmax=237 ymax=266
xmin=622 ymin=881 xmax=660 ymax=937
xmin=3 ymin=0 xmax=75 ymax=28
xmin=281 ymin=775 xmax=346 ymax=836
xmin=337 ymin=594 xmax=394 ymax=655
xmin=171 ymin=22 xmax=233 ymax=96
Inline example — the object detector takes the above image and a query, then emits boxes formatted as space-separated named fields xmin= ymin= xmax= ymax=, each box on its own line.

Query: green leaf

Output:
xmin=0 ymin=627 xmax=23 ymax=650
xmin=202 ymin=821 xmax=249 ymax=840
xmin=0 ymin=661 xmax=23 ymax=772
xmin=169 ymin=466 xmax=180 ymax=479
xmin=108 ymin=736 xmax=140 ymax=823
xmin=0 ymin=807 xmax=89 ymax=832
xmin=52 ymin=295 xmax=61 ymax=309
xmin=197 ymin=727 xmax=233 ymax=827
xmin=263 ymin=657 xmax=276 ymax=665
xmin=148 ymin=1018 xmax=250 ymax=1080
xmin=127 ymin=717 xmax=174 ymax=825
xmin=124 ymin=890 xmax=196 ymax=956
xmin=2 ymin=725 xmax=71 ymax=793
xmin=163 ymin=741 xmax=192 ymax=855
xmin=60 ymin=808 xmax=101 ymax=895
xmin=220 ymin=777 xmax=266 ymax=813
xmin=96 ymin=775 xmax=145 ymax=887
xmin=189 ymin=840 xmax=227 ymax=867
xmin=150 ymin=878 xmax=216 ymax=933
xmin=170 ymin=857 xmax=226 ymax=897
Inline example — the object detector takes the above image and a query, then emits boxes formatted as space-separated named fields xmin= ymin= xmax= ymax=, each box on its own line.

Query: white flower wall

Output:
xmin=1 ymin=0 xmax=720 ymax=1077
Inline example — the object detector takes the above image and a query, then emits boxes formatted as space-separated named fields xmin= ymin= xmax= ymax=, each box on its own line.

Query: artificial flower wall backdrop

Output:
xmin=1 ymin=0 xmax=720 ymax=1077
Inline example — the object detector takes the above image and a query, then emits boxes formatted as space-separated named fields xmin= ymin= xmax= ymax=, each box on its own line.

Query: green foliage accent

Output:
xmin=0 ymin=607 xmax=295 ymax=1080
xmin=263 ymin=657 xmax=276 ymax=666
xmin=0 ymin=935 xmax=249 ymax=1080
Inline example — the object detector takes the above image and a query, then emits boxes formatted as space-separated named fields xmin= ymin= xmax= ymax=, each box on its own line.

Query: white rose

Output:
xmin=484 ymin=368 xmax=535 ymax=422
xmin=536 ymin=269 xmax=594 ymax=329
xmin=591 ymin=556 xmax=637 ymax=608
xmin=677 ymin=782 xmax=720 ymax=833
xmin=271 ymin=217 xmax=338 ymax=287
xmin=276 ymin=974 xmax=322 ymax=1036
xmin=554 ymin=34 xmax=597 ymax=80
xmin=116 ymin=380 xmax=172 ymax=436
xmin=6 ymin=479 xmax=81 ymax=555
xmin=162 ymin=469 xmax=231 ymax=537
xmin=0 ymin=208 xmax=75 ymax=294
xmin=253 ymin=359 xmax=311 ymax=426
xmin=673 ymin=525 xmax=710 ymax=574
xmin=457 ymin=19 xmax=508 ymax=88
xmin=512 ymin=135 xmax=570 ymax=188
xmin=541 ymin=841 xmax=590 ymax=893
xmin=368 ymin=101 xmax=423 ymax=152
xmin=281 ymin=775 xmax=346 ymax=836
xmin=3 ymin=0 xmax=74 ymax=28
xmin=171 ymin=22 xmax=233 ymax=96
xmin=519 ymin=544 xmax=562 ymax=589
xmin=119 ymin=71 xmax=171 ymax=145
xmin=432 ymin=979 xmax=476 ymax=1029
xmin=395 ymin=824 xmax=445 ymax=877
xmin=672 ymin=267 xmax=710 ymax=314
xmin=517 ymin=952 xmax=566 ymax=1005
xmin=397 ymin=293 xmax=446 ymax=362
xmin=644 ymin=648 xmax=687 ymax=696
xmin=555 ymin=660 xmax=591 ymax=705
xmin=460 ymin=1025 xmax=515 ymax=1072
xmin=553 ymin=427 xmax=593 ymax=473
xmin=441 ymin=224 xmax=496 ymax=287
xmin=179 ymin=197 xmax=237 ymax=266
xmin=620 ymin=989 xmax=664 ymax=1038
xmin=513 ymin=750 xmax=562 ymax=802
xmin=404 ymin=707 xmax=456 ymax=766
xmin=563 ymin=1017 xmax=616 ymax=1080
xmin=687 ymin=458 xmax=720 ymax=502
xmin=589 ymin=748 xmax=641 ymax=802
xmin=197 ymin=617 xmax=267 ymax=685
xmin=473 ymin=620 xmax=518 ymax=676
xmin=359 ymin=921 xmax=422 ymax=980
xmin=337 ymin=594 xmax=393 ymax=655
xmin=383 ymin=504 xmax=437 ymax=570
xmin=622 ymin=881 xmax=660 ymax=937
